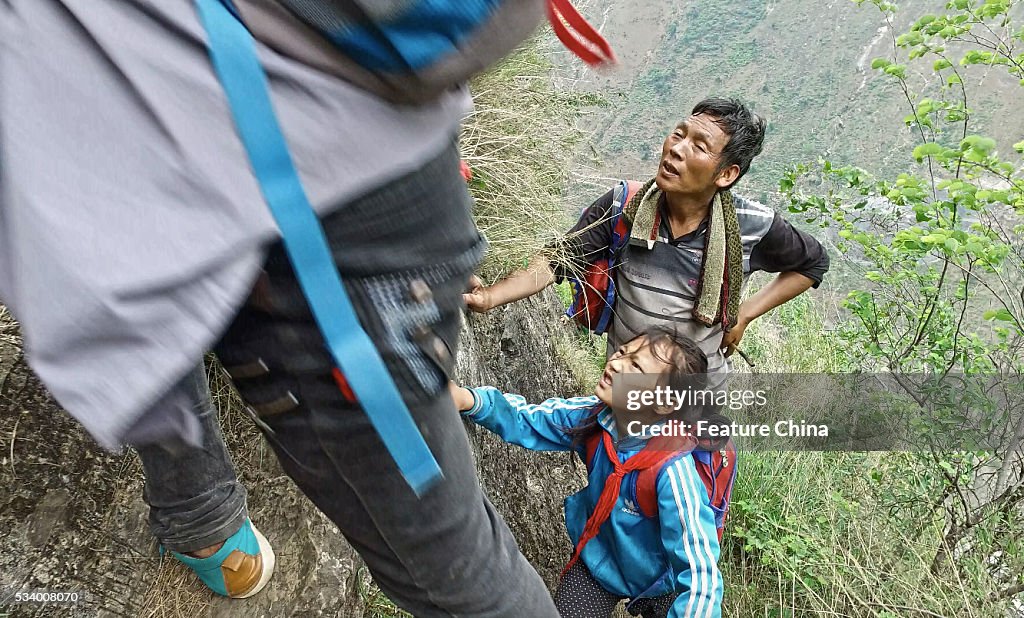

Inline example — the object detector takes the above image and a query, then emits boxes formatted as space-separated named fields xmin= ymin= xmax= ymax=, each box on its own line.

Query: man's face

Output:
xmin=656 ymin=114 xmax=736 ymax=196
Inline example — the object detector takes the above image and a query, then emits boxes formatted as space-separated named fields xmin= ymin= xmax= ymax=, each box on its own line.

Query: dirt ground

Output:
xmin=0 ymin=322 xmax=366 ymax=617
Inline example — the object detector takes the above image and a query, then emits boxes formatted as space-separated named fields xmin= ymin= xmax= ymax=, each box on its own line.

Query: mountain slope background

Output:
xmin=561 ymin=0 xmax=1022 ymax=203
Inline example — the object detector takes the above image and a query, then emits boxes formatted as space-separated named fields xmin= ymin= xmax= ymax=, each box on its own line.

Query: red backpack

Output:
xmin=564 ymin=180 xmax=644 ymax=334
xmin=582 ymin=430 xmax=737 ymax=540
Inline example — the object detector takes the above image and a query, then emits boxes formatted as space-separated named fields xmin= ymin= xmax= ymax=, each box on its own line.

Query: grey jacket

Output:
xmin=0 ymin=0 xmax=471 ymax=449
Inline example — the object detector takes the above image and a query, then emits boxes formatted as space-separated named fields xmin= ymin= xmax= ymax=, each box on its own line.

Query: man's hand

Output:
xmin=721 ymin=272 xmax=817 ymax=361
xmin=462 ymin=258 xmax=556 ymax=314
xmin=720 ymin=318 xmax=749 ymax=358
xmin=448 ymin=381 xmax=475 ymax=411
xmin=462 ymin=275 xmax=494 ymax=313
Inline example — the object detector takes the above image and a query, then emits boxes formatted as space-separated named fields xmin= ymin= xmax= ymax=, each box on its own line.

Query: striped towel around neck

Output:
xmin=623 ymin=179 xmax=743 ymax=329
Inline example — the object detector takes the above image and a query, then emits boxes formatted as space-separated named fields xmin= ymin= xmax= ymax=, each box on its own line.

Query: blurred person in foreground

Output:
xmin=0 ymin=1 xmax=571 ymax=614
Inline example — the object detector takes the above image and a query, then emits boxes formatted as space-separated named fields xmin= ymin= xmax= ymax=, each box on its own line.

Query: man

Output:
xmin=464 ymin=98 xmax=829 ymax=376
xmin=0 ymin=0 xmax=561 ymax=614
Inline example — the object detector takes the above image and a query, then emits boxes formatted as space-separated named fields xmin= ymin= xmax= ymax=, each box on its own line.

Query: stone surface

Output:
xmin=0 ymin=290 xmax=587 ymax=617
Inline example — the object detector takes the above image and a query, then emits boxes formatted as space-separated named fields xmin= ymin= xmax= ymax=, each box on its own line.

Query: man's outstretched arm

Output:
xmin=464 ymin=189 xmax=619 ymax=313
xmin=463 ymin=255 xmax=556 ymax=313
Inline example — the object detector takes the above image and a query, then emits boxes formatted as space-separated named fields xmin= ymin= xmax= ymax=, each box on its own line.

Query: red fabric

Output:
xmin=635 ymin=470 xmax=660 ymax=516
xmin=581 ymin=429 xmax=737 ymax=548
xmin=582 ymin=430 xmax=694 ymax=518
xmin=648 ymin=208 xmax=662 ymax=245
xmin=696 ymin=444 xmax=737 ymax=542
xmin=546 ymin=0 xmax=617 ymax=67
xmin=563 ymin=432 xmax=692 ymax=575
xmin=331 ymin=367 xmax=358 ymax=404
xmin=568 ymin=258 xmax=614 ymax=330
xmin=566 ymin=180 xmax=641 ymax=333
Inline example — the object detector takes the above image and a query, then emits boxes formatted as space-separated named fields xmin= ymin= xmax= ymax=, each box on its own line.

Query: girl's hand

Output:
xmin=448 ymin=381 xmax=475 ymax=411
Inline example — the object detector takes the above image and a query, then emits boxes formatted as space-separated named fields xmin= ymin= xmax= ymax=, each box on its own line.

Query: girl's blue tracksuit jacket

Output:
xmin=464 ymin=387 xmax=724 ymax=618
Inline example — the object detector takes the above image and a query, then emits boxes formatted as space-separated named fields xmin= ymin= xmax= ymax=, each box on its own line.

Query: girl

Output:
xmin=450 ymin=326 xmax=730 ymax=618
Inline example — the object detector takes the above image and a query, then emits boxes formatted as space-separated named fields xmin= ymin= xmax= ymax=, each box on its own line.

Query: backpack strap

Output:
xmin=582 ymin=427 xmax=693 ymax=518
xmin=563 ymin=179 xmax=641 ymax=334
xmin=582 ymin=430 xmax=602 ymax=471
xmin=588 ymin=180 xmax=633 ymax=334
xmin=692 ymin=440 xmax=738 ymax=538
xmin=634 ymin=437 xmax=738 ymax=525
xmin=607 ymin=179 xmax=644 ymax=265
xmin=620 ymin=180 xmax=645 ymax=220
xmin=607 ymin=181 xmax=630 ymax=249
xmin=610 ymin=179 xmax=643 ymax=238
xmin=602 ymin=181 xmax=626 ymax=263
xmin=634 ymin=434 xmax=694 ymax=518
xmin=563 ymin=431 xmax=694 ymax=576
xmin=196 ymin=0 xmax=442 ymax=495
xmin=693 ymin=440 xmax=737 ymax=507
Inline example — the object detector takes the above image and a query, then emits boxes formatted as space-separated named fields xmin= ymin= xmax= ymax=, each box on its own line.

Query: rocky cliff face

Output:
xmin=0 ymin=290 xmax=587 ymax=617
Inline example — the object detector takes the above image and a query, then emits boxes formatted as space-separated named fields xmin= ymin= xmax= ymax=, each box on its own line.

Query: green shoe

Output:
xmin=170 ymin=519 xmax=275 ymax=598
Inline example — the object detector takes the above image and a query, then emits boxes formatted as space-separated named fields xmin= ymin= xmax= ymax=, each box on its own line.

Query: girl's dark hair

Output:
xmin=565 ymin=325 xmax=731 ymax=450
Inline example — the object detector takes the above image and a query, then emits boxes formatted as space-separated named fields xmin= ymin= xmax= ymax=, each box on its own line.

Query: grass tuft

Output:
xmin=722 ymin=278 xmax=1016 ymax=617
xmin=460 ymin=39 xmax=590 ymax=282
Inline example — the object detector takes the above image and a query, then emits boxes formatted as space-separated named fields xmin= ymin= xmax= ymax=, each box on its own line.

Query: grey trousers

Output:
xmin=135 ymin=141 xmax=558 ymax=617
xmin=135 ymin=365 xmax=249 ymax=554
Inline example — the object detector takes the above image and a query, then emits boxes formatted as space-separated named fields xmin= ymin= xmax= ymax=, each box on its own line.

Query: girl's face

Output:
xmin=595 ymin=336 xmax=676 ymax=407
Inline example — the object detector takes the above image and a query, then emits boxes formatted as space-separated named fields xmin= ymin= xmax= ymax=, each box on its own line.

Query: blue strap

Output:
xmin=564 ymin=180 xmax=631 ymax=334
xmin=194 ymin=0 xmax=442 ymax=496
xmin=596 ymin=180 xmax=631 ymax=334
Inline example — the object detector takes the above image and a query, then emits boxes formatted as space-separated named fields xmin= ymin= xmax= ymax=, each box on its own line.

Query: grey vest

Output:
xmin=608 ymin=196 xmax=776 ymax=376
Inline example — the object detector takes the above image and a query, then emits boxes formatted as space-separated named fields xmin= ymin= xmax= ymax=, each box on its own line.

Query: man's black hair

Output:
xmin=691 ymin=97 xmax=767 ymax=188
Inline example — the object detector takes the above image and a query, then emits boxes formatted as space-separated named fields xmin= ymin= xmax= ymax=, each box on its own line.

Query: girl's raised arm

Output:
xmin=455 ymin=384 xmax=597 ymax=452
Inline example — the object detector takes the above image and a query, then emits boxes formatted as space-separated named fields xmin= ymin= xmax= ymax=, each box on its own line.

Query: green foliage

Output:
xmin=550 ymin=281 xmax=614 ymax=388
xmin=675 ymin=1 xmax=765 ymax=56
xmin=740 ymin=286 xmax=845 ymax=372
xmin=723 ymin=283 xmax=1019 ymax=616
xmin=783 ymin=0 xmax=1024 ymax=374
xmin=458 ymin=3 xmax=1024 ymax=614
xmin=722 ymin=450 xmax=1013 ymax=617
xmin=727 ymin=41 xmax=761 ymax=68
xmin=776 ymin=0 xmax=1024 ymax=611
xmin=637 ymin=66 xmax=678 ymax=100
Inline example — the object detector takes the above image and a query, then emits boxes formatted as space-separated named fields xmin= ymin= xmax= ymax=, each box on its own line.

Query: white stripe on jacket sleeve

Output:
xmin=663 ymin=458 xmax=723 ymax=618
